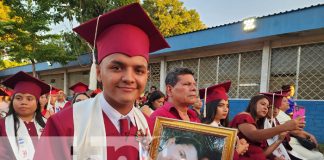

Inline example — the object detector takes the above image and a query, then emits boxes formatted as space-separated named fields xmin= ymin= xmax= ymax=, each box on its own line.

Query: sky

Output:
xmin=181 ymin=0 xmax=324 ymax=27
xmin=50 ymin=0 xmax=324 ymax=33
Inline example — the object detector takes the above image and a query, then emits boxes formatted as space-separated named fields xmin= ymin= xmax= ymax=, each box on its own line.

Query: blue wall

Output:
xmin=229 ymin=99 xmax=324 ymax=143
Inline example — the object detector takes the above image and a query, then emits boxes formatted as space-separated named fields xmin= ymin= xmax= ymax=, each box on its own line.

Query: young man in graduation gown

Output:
xmin=34 ymin=3 xmax=169 ymax=160
xmin=150 ymin=68 xmax=200 ymax=123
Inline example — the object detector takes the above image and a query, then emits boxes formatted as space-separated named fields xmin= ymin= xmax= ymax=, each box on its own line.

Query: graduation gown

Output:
xmin=0 ymin=117 xmax=40 ymax=159
xmin=34 ymin=100 xmax=153 ymax=160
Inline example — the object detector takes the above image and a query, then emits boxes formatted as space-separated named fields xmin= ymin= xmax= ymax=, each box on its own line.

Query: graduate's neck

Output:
xmin=104 ymin=95 xmax=133 ymax=115
xmin=19 ymin=114 xmax=34 ymax=122
xmin=213 ymin=118 xmax=221 ymax=124
xmin=40 ymin=105 xmax=45 ymax=112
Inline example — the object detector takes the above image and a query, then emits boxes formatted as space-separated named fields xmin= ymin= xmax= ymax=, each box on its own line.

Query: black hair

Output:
xmin=165 ymin=68 xmax=194 ymax=87
xmin=143 ymin=90 xmax=165 ymax=110
xmin=245 ymin=95 xmax=269 ymax=129
xmin=202 ymin=99 xmax=229 ymax=127
xmin=281 ymin=84 xmax=293 ymax=90
xmin=39 ymin=94 xmax=48 ymax=110
xmin=72 ymin=92 xmax=90 ymax=104
xmin=174 ymin=136 xmax=201 ymax=158
xmin=7 ymin=93 xmax=46 ymax=137
xmin=150 ymin=86 xmax=157 ymax=90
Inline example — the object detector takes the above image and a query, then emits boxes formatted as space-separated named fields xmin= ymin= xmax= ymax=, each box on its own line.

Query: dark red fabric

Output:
xmin=73 ymin=3 xmax=169 ymax=63
xmin=0 ymin=118 xmax=41 ymax=159
xmin=230 ymin=114 xmax=267 ymax=160
xmin=119 ymin=118 xmax=129 ymax=136
xmin=69 ymin=82 xmax=88 ymax=93
xmin=0 ymin=118 xmax=15 ymax=159
xmin=35 ymin=105 xmax=153 ymax=160
xmin=41 ymin=109 xmax=47 ymax=117
xmin=199 ymin=81 xmax=231 ymax=102
xmin=2 ymin=71 xmax=50 ymax=99
xmin=63 ymin=101 xmax=72 ymax=110
xmin=150 ymin=102 xmax=201 ymax=125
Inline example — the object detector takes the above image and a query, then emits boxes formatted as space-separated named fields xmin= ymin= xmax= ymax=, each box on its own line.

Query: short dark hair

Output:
xmin=165 ymin=68 xmax=194 ymax=87
xmin=150 ymin=86 xmax=157 ymax=90
xmin=144 ymin=90 xmax=165 ymax=110
xmin=72 ymin=92 xmax=90 ymax=104
xmin=281 ymin=84 xmax=293 ymax=90
xmin=174 ymin=136 xmax=201 ymax=158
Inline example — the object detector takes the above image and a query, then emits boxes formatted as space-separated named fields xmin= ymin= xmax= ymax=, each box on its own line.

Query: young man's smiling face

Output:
xmin=97 ymin=53 xmax=148 ymax=107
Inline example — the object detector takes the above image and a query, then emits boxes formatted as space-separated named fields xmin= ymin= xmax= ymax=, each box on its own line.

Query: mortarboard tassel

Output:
xmin=270 ymin=93 xmax=275 ymax=127
xmin=47 ymin=85 xmax=52 ymax=111
xmin=203 ymin=87 xmax=208 ymax=118
xmin=88 ymin=15 xmax=102 ymax=90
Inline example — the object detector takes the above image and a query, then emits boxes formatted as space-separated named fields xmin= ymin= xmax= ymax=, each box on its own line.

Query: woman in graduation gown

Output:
xmin=0 ymin=71 xmax=50 ymax=160
xmin=230 ymin=94 xmax=305 ymax=160
xmin=200 ymin=81 xmax=249 ymax=160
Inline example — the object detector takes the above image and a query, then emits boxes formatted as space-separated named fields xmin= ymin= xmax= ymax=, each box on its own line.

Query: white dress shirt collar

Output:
xmin=99 ymin=93 xmax=136 ymax=132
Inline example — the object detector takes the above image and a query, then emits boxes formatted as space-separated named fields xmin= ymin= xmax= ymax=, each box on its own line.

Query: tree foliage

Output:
xmin=36 ymin=0 xmax=140 ymax=58
xmin=1 ymin=0 xmax=75 ymax=75
xmin=142 ymin=0 xmax=206 ymax=37
xmin=1 ymin=0 xmax=206 ymax=72
xmin=39 ymin=0 xmax=139 ymax=24
xmin=36 ymin=0 xmax=205 ymax=55
xmin=0 ymin=1 xmax=27 ymax=69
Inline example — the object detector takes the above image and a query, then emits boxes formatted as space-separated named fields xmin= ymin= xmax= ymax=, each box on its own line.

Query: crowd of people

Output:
xmin=0 ymin=2 xmax=323 ymax=160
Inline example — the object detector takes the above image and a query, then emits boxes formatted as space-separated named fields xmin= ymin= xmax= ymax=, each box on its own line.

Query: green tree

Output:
xmin=2 ymin=0 xmax=75 ymax=76
xmin=36 ymin=0 xmax=139 ymax=58
xmin=37 ymin=0 xmax=205 ymax=56
xmin=142 ymin=0 xmax=206 ymax=37
xmin=40 ymin=0 xmax=139 ymax=24
xmin=0 ymin=1 xmax=27 ymax=69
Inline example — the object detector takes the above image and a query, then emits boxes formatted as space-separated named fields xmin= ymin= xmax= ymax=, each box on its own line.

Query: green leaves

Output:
xmin=142 ymin=0 xmax=206 ymax=37
xmin=1 ymin=0 xmax=76 ymax=74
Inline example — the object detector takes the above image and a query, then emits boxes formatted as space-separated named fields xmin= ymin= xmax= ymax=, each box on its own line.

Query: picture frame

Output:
xmin=150 ymin=117 xmax=238 ymax=160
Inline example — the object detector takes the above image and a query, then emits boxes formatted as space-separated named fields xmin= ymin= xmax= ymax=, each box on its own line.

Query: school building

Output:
xmin=1 ymin=4 xmax=324 ymax=142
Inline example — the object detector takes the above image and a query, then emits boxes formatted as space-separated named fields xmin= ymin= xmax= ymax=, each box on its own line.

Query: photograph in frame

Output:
xmin=150 ymin=117 xmax=238 ymax=160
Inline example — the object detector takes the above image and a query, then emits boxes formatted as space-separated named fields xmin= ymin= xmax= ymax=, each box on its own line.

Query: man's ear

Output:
xmin=165 ymin=84 xmax=173 ymax=97
xmin=96 ymin=64 xmax=102 ymax=82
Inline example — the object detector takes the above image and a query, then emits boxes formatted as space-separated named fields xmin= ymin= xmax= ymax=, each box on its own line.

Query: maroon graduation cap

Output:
xmin=199 ymin=81 xmax=231 ymax=103
xmin=73 ymin=3 xmax=170 ymax=63
xmin=0 ymin=89 xmax=8 ymax=96
xmin=69 ymin=82 xmax=89 ymax=94
xmin=274 ymin=90 xmax=290 ymax=97
xmin=49 ymin=86 xmax=61 ymax=95
xmin=2 ymin=71 xmax=50 ymax=99
xmin=260 ymin=92 xmax=285 ymax=108
xmin=199 ymin=81 xmax=231 ymax=117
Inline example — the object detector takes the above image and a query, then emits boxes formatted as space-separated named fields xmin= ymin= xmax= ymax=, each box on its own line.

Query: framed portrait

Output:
xmin=150 ymin=117 xmax=238 ymax=160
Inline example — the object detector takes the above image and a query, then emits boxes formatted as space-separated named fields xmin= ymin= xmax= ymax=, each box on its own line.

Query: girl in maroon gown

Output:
xmin=230 ymin=95 xmax=305 ymax=160
xmin=0 ymin=71 xmax=49 ymax=159
xmin=200 ymin=81 xmax=249 ymax=160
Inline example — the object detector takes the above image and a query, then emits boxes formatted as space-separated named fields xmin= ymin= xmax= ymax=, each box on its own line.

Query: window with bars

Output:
xmin=153 ymin=42 xmax=324 ymax=100
xmin=270 ymin=43 xmax=324 ymax=100
xmin=147 ymin=63 xmax=161 ymax=90
xmin=165 ymin=51 xmax=262 ymax=98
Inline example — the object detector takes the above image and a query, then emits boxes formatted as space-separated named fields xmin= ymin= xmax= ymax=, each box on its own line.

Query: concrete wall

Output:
xmin=229 ymin=99 xmax=324 ymax=143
